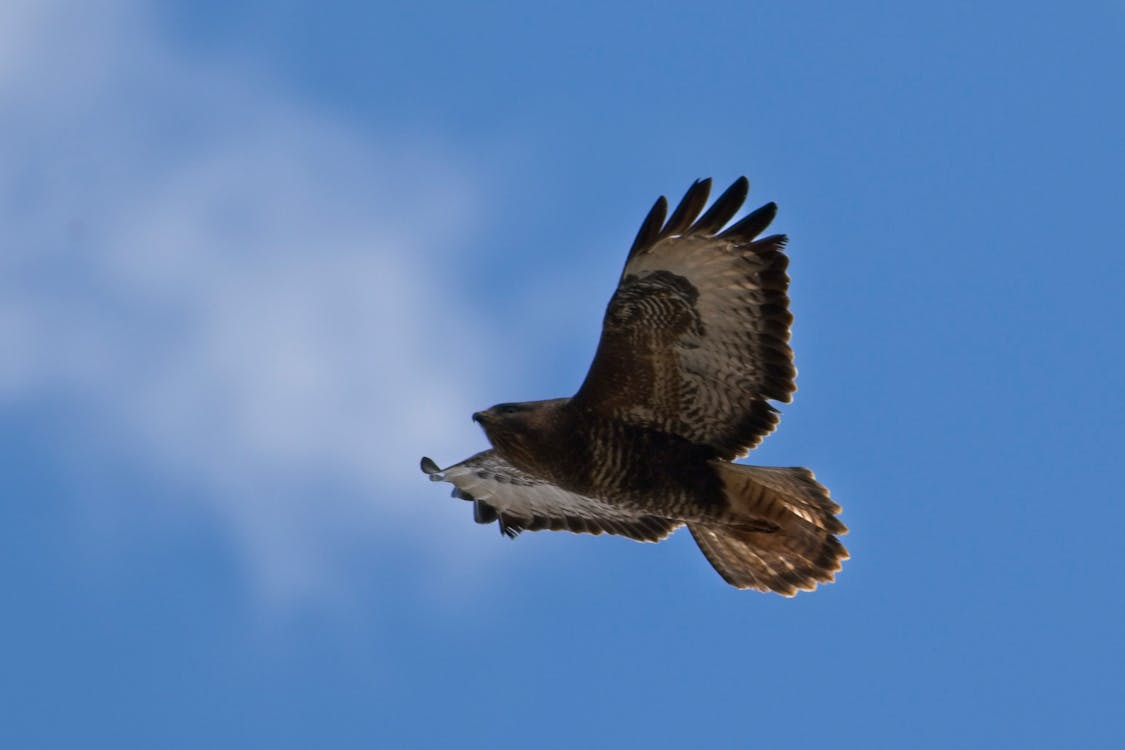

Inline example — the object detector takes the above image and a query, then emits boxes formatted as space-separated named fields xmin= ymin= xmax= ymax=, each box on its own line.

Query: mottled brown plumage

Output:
xmin=421 ymin=177 xmax=847 ymax=595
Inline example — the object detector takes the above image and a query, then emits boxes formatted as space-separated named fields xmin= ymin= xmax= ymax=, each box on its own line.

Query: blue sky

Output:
xmin=3 ymin=1 xmax=1124 ymax=747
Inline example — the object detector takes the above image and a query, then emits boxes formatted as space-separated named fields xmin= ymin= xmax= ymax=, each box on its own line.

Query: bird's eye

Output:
xmin=498 ymin=404 xmax=522 ymax=415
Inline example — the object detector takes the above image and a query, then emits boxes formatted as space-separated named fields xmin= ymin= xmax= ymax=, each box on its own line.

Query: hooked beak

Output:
xmin=472 ymin=411 xmax=484 ymax=424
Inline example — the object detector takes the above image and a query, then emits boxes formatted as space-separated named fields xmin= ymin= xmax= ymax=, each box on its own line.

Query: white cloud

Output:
xmin=0 ymin=0 xmax=505 ymax=605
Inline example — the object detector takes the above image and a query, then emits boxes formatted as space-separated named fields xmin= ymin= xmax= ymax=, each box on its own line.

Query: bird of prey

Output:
xmin=421 ymin=177 xmax=846 ymax=595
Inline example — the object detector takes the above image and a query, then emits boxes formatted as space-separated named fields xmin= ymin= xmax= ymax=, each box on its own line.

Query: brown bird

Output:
xmin=421 ymin=177 xmax=847 ymax=595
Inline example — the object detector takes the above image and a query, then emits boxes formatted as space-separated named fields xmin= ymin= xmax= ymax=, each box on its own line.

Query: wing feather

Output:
xmin=659 ymin=178 xmax=711 ymax=239
xmin=421 ymin=452 xmax=679 ymax=542
xmin=720 ymin=201 xmax=778 ymax=242
xmin=625 ymin=196 xmax=668 ymax=266
xmin=688 ymin=176 xmax=748 ymax=234
xmin=573 ymin=177 xmax=796 ymax=458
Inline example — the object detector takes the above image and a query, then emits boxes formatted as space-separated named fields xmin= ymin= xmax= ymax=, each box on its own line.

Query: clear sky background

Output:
xmin=3 ymin=1 xmax=1124 ymax=747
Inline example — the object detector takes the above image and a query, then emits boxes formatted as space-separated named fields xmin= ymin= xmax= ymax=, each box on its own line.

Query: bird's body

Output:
xmin=473 ymin=399 xmax=725 ymax=521
xmin=422 ymin=177 xmax=848 ymax=595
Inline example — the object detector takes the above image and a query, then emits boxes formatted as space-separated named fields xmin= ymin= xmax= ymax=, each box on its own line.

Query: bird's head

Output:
xmin=471 ymin=399 xmax=569 ymax=466
xmin=472 ymin=401 xmax=536 ymax=433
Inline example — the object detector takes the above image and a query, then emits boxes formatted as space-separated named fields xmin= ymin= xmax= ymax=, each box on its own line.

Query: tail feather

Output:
xmin=690 ymin=463 xmax=848 ymax=596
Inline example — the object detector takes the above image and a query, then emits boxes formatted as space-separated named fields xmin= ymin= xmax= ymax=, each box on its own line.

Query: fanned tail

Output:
xmin=690 ymin=463 xmax=848 ymax=596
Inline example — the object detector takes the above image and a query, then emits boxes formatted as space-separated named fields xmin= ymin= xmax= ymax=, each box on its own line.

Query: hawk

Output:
xmin=421 ymin=177 xmax=847 ymax=595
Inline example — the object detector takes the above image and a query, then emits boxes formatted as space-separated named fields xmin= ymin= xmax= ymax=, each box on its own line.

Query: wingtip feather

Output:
xmin=626 ymin=194 xmax=668 ymax=262
xmin=721 ymin=201 xmax=778 ymax=242
xmin=660 ymin=178 xmax=712 ymax=238
xmin=689 ymin=177 xmax=749 ymax=235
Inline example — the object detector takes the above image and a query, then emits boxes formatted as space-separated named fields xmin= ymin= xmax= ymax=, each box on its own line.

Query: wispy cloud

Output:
xmin=0 ymin=0 xmax=503 ymax=605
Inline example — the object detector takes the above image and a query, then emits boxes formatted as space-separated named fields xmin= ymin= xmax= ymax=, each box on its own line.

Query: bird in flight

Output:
xmin=421 ymin=177 xmax=846 ymax=595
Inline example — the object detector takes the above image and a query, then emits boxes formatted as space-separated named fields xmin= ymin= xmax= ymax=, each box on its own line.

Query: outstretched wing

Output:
xmin=420 ymin=453 xmax=678 ymax=542
xmin=571 ymin=177 xmax=795 ymax=459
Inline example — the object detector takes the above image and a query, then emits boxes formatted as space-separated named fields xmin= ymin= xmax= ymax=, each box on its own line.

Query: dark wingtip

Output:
xmin=721 ymin=201 xmax=778 ymax=242
xmin=626 ymin=194 xmax=669 ymax=263
xmin=689 ymin=176 xmax=750 ymax=235
xmin=473 ymin=500 xmax=498 ymax=524
xmin=420 ymin=456 xmax=440 ymax=475
xmin=660 ymin=178 xmax=712 ymax=238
